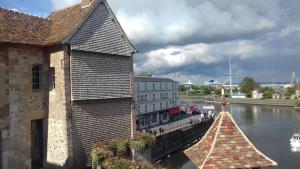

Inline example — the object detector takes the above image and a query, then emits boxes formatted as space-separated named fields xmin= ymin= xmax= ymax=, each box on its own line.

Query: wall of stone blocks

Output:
xmin=46 ymin=46 xmax=73 ymax=169
xmin=0 ymin=45 xmax=48 ymax=169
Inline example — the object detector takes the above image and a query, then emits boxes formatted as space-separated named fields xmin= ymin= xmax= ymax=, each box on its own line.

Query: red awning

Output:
xmin=169 ymin=107 xmax=181 ymax=115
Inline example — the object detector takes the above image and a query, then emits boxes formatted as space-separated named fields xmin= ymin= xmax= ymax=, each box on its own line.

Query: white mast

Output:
xmin=229 ymin=56 xmax=233 ymax=97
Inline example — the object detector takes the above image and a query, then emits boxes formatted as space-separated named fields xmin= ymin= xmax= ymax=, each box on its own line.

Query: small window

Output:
xmin=153 ymin=94 xmax=155 ymax=100
xmin=32 ymin=65 xmax=42 ymax=90
xmin=145 ymin=105 xmax=148 ymax=112
xmin=153 ymin=103 xmax=155 ymax=111
xmin=49 ymin=67 xmax=55 ymax=90
xmin=153 ymin=83 xmax=155 ymax=90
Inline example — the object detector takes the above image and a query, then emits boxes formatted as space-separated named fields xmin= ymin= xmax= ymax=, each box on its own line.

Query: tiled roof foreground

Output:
xmin=184 ymin=112 xmax=277 ymax=169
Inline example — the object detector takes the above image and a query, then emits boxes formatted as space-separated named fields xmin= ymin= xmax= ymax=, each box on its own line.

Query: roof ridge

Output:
xmin=49 ymin=3 xmax=81 ymax=15
xmin=225 ymin=112 xmax=278 ymax=166
xmin=201 ymin=112 xmax=224 ymax=169
xmin=0 ymin=7 xmax=48 ymax=20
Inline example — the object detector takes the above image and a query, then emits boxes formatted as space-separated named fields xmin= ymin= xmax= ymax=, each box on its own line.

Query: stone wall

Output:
xmin=46 ymin=46 xmax=72 ymax=169
xmin=0 ymin=47 xmax=9 ymax=129
xmin=0 ymin=44 xmax=48 ymax=169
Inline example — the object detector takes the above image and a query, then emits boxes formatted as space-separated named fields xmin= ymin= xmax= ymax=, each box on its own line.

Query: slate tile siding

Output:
xmin=71 ymin=98 xmax=132 ymax=168
xmin=69 ymin=2 xmax=133 ymax=56
xmin=70 ymin=50 xmax=132 ymax=100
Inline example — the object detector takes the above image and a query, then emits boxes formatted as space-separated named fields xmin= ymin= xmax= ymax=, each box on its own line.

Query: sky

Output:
xmin=1 ymin=0 xmax=300 ymax=84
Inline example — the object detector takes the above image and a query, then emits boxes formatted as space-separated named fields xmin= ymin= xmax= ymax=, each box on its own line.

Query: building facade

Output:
xmin=0 ymin=0 xmax=137 ymax=169
xmin=296 ymin=85 xmax=300 ymax=99
xmin=134 ymin=76 xmax=180 ymax=130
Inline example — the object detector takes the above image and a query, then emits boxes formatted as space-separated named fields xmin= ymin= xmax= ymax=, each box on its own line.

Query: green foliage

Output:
xmin=139 ymin=133 xmax=156 ymax=147
xmin=178 ymin=84 xmax=185 ymax=92
xmin=91 ymin=133 xmax=157 ymax=169
xmin=91 ymin=141 xmax=111 ymax=169
xmin=285 ymin=87 xmax=295 ymax=97
xmin=239 ymin=77 xmax=260 ymax=97
xmin=105 ymin=159 xmax=162 ymax=169
xmin=129 ymin=140 xmax=146 ymax=151
xmin=261 ymin=87 xmax=275 ymax=99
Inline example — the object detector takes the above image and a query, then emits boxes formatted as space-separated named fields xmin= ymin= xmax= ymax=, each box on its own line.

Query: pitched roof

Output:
xmin=45 ymin=3 xmax=96 ymax=44
xmin=0 ymin=0 xmax=137 ymax=53
xmin=184 ymin=111 xmax=277 ymax=169
xmin=0 ymin=7 xmax=50 ymax=45
xmin=134 ymin=76 xmax=178 ymax=83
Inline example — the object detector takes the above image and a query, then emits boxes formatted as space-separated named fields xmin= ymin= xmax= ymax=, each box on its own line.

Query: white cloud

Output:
xmin=51 ymin=0 xmax=80 ymax=10
xmin=108 ymin=0 xmax=280 ymax=45
xmin=137 ymin=40 xmax=263 ymax=73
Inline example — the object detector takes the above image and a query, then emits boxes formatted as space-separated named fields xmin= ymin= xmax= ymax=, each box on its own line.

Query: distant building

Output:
xmin=184 ymin=80 xmax=194 ymax=92
xmin=252 ymin=90 xmax=263 ymax=99
xmin=232 ymin=92 xmax=246 ymax=99
xmin=272 ymin=93 xmax=282 ymax=99
xmin=296 ymin=85 xmax=300 ymax=99
xmin=135 ymin=76 xmax=180 ymax=130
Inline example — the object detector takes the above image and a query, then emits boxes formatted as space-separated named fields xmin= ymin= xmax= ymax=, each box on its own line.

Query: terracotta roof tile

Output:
xmin=184 ymin=112 xmax=277 ymax=169
xmin=0 ymin=7 xmax=50 ymax=45
xmin=0 ymin=1 xmax=96 ymax=45
xmin=45 ymin=3 xmax=96 ymax=44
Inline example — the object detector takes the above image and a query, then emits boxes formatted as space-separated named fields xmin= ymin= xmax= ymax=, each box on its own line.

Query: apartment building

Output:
xmin=134 ymin=76 xmax=180 ymax=130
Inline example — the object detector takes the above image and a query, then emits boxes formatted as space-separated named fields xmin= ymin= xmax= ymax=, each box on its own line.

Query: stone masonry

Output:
xmin=0 ymin=45 xmax=47 ymax=169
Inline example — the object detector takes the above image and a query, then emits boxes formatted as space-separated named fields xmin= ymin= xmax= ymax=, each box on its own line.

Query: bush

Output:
xmin=129 ymin=140 xmax=145 ymax=151
xmin=91 ymin=133 xmax=157 ymax=169
xmin=109 ymin=138 xmax=130 ymax=156
xmin=139 ymin=133 xmax=155 ymax=147
xmin=91 ymin=141 xmax=111 ymax=169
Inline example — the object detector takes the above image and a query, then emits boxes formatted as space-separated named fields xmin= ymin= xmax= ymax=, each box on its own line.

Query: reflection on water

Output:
xmin=161 ymin=99 xmax=300 ymax=169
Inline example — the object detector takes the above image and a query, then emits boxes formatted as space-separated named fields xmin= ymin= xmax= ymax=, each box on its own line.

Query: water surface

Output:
xmin=161 ymin=98 xmax=300 ymax=169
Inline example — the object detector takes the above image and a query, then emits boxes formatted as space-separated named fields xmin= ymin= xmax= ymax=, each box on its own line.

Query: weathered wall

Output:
xmin=0 ymin=45 xmax=47 ymax=169
xmin=46 ymin=46 xmax=73 ymax=169
xmin=70 ymin=50 xmax=131 ymax=100
xmin=0 ymin=47 xmax=9 ymax=129
xmin=71 ymin=98 xmax=132 ymax=168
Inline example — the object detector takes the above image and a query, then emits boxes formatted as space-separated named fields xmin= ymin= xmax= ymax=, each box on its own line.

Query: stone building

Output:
xmin=134 ymin=76 xmax=180 ymax=130
xmin=0 ymin=0 xmax=137 ymax=169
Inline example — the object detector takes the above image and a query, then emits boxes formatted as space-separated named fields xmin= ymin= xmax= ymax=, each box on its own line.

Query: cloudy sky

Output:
xmin=1 ymin=0 xmax=300 ymax=84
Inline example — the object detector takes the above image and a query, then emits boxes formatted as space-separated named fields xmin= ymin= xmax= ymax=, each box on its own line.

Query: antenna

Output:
xmin=225 ymin=56 xmax=236 ymax=97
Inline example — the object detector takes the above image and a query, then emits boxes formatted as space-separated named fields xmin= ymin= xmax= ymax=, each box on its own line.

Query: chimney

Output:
xmin=81 ymin=0 xmax=94 ymax=8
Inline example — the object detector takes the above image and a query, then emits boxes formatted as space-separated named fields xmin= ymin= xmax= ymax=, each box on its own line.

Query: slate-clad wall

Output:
xmin=69 ymin=1 xmax=132 ymax=56
xmin=71 ymin=98 xmax=132 ymax=168
xmin=70 ymin=50 xmax=131 ymax=100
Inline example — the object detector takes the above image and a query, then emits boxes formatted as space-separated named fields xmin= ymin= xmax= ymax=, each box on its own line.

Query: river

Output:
xmin=161 ymin=98 xmax=300 ymax=169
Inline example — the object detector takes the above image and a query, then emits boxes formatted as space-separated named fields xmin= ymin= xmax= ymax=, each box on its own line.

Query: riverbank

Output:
xmin=180 ymin=95 xmax=300 ymax=107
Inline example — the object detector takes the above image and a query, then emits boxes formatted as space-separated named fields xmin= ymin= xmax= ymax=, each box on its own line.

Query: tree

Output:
xmin=178 ymin=84 xmax=185 ymax=92
xmin=239 ymin=77 xmax=260 ymax=97
xmin=262 ymin=87 xmax=274 ymax=99
xmin=284 ymin=87 xmax=295 ymax=98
